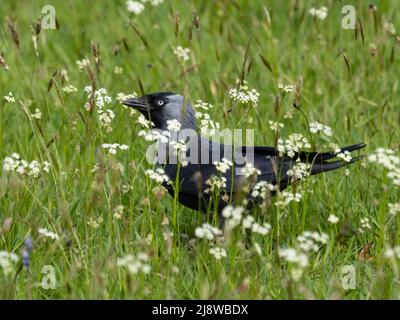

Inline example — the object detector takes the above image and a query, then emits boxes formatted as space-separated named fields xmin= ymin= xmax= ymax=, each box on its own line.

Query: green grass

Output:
xmin=0 ymin=0 xmax=399 ymax=299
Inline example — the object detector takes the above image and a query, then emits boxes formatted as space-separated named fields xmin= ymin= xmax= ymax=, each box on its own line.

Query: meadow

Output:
xmin=0 ymin=0 xmax=399 ymax=299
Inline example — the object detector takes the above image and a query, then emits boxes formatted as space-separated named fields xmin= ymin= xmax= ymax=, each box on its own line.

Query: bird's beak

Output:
xmin=122 ymin=96 xmax=150 ymax=111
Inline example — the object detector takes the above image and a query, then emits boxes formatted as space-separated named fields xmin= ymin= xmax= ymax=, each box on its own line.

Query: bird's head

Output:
xmin=123 ymin=92 xmax=196 ymax=131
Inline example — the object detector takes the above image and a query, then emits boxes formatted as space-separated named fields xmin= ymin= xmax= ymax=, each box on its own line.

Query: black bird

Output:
xmin=123 ymin=92 xmax=365 ymax=214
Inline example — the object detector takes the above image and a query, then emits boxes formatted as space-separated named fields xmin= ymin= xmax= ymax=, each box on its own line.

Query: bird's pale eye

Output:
xmin=156 ymin=99 xmax=164 ymax=106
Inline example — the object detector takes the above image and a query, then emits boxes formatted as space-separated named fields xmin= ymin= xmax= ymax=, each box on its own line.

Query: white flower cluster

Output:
xmin=194 ymin=100 xmax=213 ymax=111
xmin=31 ymin=108 xmax=42 ymax=120
xmin=173 ymin=46 xmax=190 ymax=62
xmin=102 ymin=143 xmax=129 ymax=155
xmin=277 ymin=133 xmax=311 ymax=158
xmin=116 ymin=92 xmax=137 ymax=104
xmin=209 ymin=247 xmax=227 ymax=260
xmin=62 ymin=85 xmax=78 ymax=94
xmin=368 ymin=148 xmax=400 ymax=186
xmin=328 ymin=214 xmax=339 ymax=224
xmin=114 ymin=66 xmax=123 ymax=74
xmin=3 ymin=153 xmax=51 ymax=178
xmin=309 ymin=121 xmax=333 ymax=136
xmin=222 ymin=205 xmax=246 ymax=229
xmin=286 ymin=162 xmax=310 ymax=181
xmin=309 ymin=6 xmax=328 ymax=20
xmin=297 ymin=231 xmax=328 ymax=252
xmin=117 ymin=252 xmax=151 ymax=275
xmin=251 ymin=181 xmax=276 ymax=200
xmin=278 ymin=83 xmax=294 ymax=93
xmin=358 ymin=217 xmax=372 ymax=234
xmin=195 ymin=112 xmax=220 ymax=136
xmin=166 ymin=119 xmax=182 ymax=132
xmin=213 ymin=158 xmax=232 ymax=174
xmin=170 ymin=139 xmax=188 ymax=166
xmin=76 ymin=58 xmax=90 ymax=71
xmin=113 ymin=205 xmax=124 ymax=219
xmin=38 ymin=228 xmax=59 ymax=240
xmin=279 ymin=248 xmax=309 ymax=268
xmin=384 ymin=246 xmax=400 ymax=259
xmin=229 ymin=80 xmax=260 ymax=107
xmin=4 ymin=92 xmax=15 ymax=103
xmin=0 ymin=251 xmax=18 ymax=275
xmin=84 ymin=86 xmax=114 ymax=132
xmin=205 ymin=176 xmax=227 ymax=193
xmin=195 ymin=223 xmax=223 ymax=240
xmin=337 ymin=150 xmax=352 ymax=163
xmin=87 ymin=216 xmax=103 ymax=229
xmin=389 ymin=202 xmax=400 ymax=216
xmin=241 ymin=162 xmax=261 ymax=178
xmin=127 ymin=0 xmax=163 ymax=15
xmin=145 ymin=168 xmax=170 ymax=184
xmin=137 ymin=114 xmax=154 ymax=129
xmin=269 ymin=121 xmax=284 ymax=133
xmin=275 ymin=191 xmax=302 ymax=208
xmin=138 ymin=129 xmax=170 ymax=143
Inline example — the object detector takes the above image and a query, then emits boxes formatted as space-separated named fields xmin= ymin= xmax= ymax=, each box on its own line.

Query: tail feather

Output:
xmin=298 ymin=143 xmax=366 ymax=162
xmin=310 ymin=155 xmax=365 ymax=175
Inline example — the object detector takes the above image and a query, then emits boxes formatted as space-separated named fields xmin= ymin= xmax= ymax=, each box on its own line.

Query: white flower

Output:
xmin=137 ymin=114 xmax=154 ymax=129
xmin=222 ymin=205 xmax=245 ymax=229
xmin=102 ymin=143 xmax=129 ymax=155
xmin=277 ymin=133 xmax=311 ymax=158
xmin=268 ymin=121 xmax=284 ymax=133
xmin=368 ymin=148 xmax=400 ymax=186
xmin=87 ymin=216 xmax=103 ymax=229
xmin=114 ymin=66 xmax=123 ymax=74
xmin=194 ymin=100 xmax=213 ymax=110
xmin=309 ymin=6 xmax=328 ymax=20
xmin=38 ymin=228 xmax=59 ymax=240
xmin=76 ymin=58 xmax=90 ymax=71
xmin=138 ymin=129 xmax=170 ymax=143
xmin=173 ymin=46 xmax=190 ymax=62
xmin=166 ymin=119 xmax=182 ymax=132
xmin=328 ymin=214 xmax=339 ymax=224
xmin=241 ymin=162 xmax=261 ymax=178
xmin=309 ymin=121 xmax=333 ymax=136
xmin=389 ymin=202 xmax=400 ymax=216
xmin=213 ymin=158 xmax=232 ymax=173
xmin=242 ymin=215 xmax=255 ymax=229
xmin=358 ymin=217 xmax=372 ymax=234
xmin=297 ymin=231 xmax=328 ymax=252
xmin=205 ymin=176 xmax=227 ymax=193
xmin=117 ymin=92 xmax=137 ymax=104
xmin=3 ymin=154 xmax=50 ymax=178
xmin=384 ymin=246 xmax=400 ymax=259
xmin=196 ymin=112 xmax=220 ymax=136
xmin=209 ymin=247 xmax=227 ymax=260
xmin=62 ymin=85 xmax=78 ymax=94
xmin=279 ymin=248 xmax=309 ymax=268
xmin=113 ymin=205 xmax=124 ymax=219
xmin=275 ymin=191 xmax=302 ymax=208
xmin=4 ymin=92 xmax=15 ymax=103
xmin=278 ymin=83 xmax=294 ymax=93
xmin=118 ymin=253 xmax=151 ymax=275
xmin=0 ymin=251 xmax=19 ymax=275
xmin=126 ymin=0 xmax=145 ymax=14
xmin=251 ymin=181 xmax=276 ymax=200
xmin=195 ymin=223 xmax=222 ymax=240
xmin=145 ymin=168 xmax=170 ymax=184
xmin=286 ymin=162 xmax=310 ymax=181
xmin=337 ymin=151 xmax=352 ymax=163
xmin=229 ymin=80 xmax=260 ymax=107
xmin=31 ymin=108 xmax=42 ymax=120
xmin=251 ymin=222 xmax=271 ymax=235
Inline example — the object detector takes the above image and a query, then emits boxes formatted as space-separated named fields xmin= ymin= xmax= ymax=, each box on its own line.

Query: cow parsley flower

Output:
xmin=4 ymin=92 xmax=15 ymax=103
xmin=389 ymin=202 xmax=400 ymax=216
xmin=3 ymin=153 xmax=50 ymax=178
xmin=278 ymin=83 xmax=294 ymax=93
xmin=277 ymin=133 xmax=311 ymax=158
xmin=309 ymin=121 xmax=333 ymax=136
xmin=145 ymin=168 xmax=170 ymax=184
xmin=102 ymin=143 xmax=129 ymax=155
xmin=358 ymin=217 xmax=372 ymax=234
xmin=30 ymin=108 xmax=42 ymax=120
xmin=251 ymin=181 xmax=276 ymax=200
xmin=275 ymin=191 xmax=302 ymax=207
xmin=241 ymin=162 xmax=261 ymax=178
xmin=213 ymin=158 xmax=232 ymax=174
xmin=328 ymin=214 xmax=339 ymax=224
xmin=309 ymin=6 xmax=328 ymax=20
xmin=337 ymin=150 xmax=352 ymax=163
xmin=251 ymin=222 xmax=271 ymax=235
xmin=76 ymin=58 xmax=90 ymax=71
xmin=297 ymin=231 xmax=328 ymax=252
xmin=195 ymin=223 xmax=222 ymax=240
xmin=0 ymin=251 xmax=19 ymax=275
xmin=38 ymin=228 xmax=59 ymax=240
xmin=222 ymin=205 xmax=245 ymax=229
xmin=194 ymin=100 xmax=213 ymax=111
xmin=287 ymin=162 xmax=310 ymax=181
xmin=209 ymin=246 xmax=227 ymax=260
xmin=368 ymin=148 xmax=400 ymax=186
xmin=269 ymin=121 xmax=284 ymax=133
xmin=229 ymin=80 xmax=260 ymax=107
xmin=173 ymin=46 xmax=190 ymax=62
xmin=114 ymin=66 xmax=123 ymax=74
xmin=196 ymin=112 xmax=220 ymax=136
xmin=126 ymin=0 xmax=145 ymax=14
xmin=166 ymin=119 xmax=182 ymax=132
xmin=279 ymin=248 xmax=309 ymax=268
xmin=137 ymin=114 xmax=154 ymax=129
xmin=118 ymin=252 xmax=151 ymax=274
xmin=205 ymin=176 xmax=227 ymax=193
xmin=62 ymin=85 xmax=78 ymax=94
